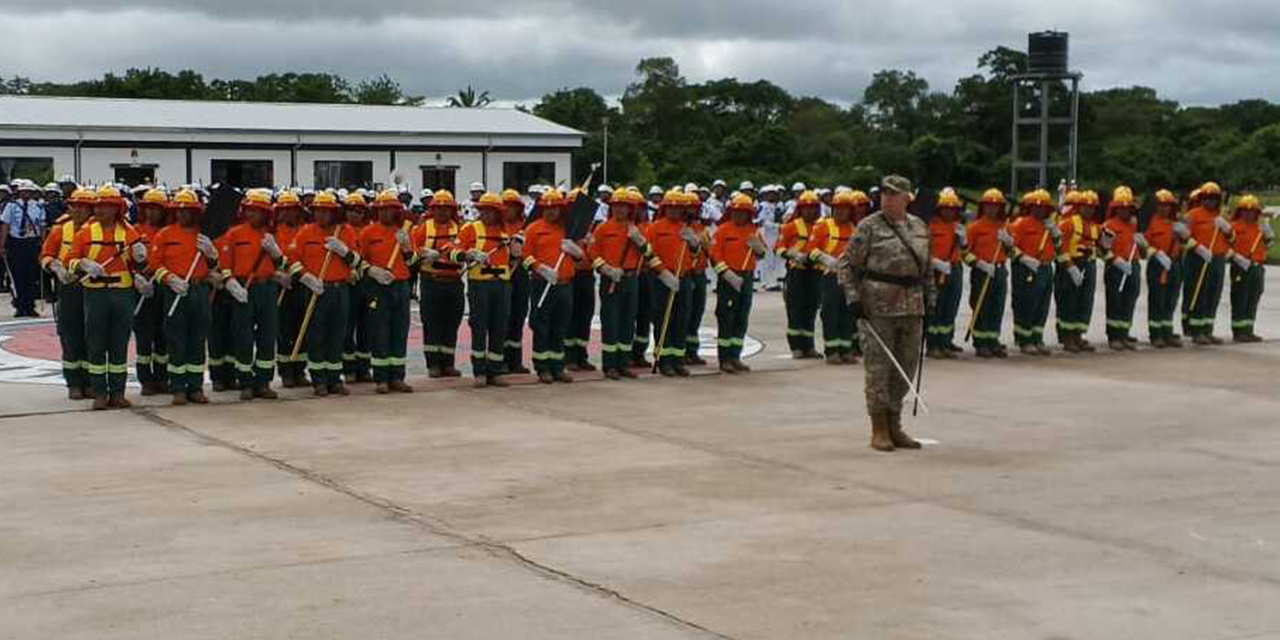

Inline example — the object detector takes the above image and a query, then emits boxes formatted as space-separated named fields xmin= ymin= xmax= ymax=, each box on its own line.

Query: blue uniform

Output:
xmin=2 ymin=198 xmax=48 ymax=315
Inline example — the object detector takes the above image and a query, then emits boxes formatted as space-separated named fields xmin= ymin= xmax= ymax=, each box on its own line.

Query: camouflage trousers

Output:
xmin=859 ymin=315 xmax=923 ymax=414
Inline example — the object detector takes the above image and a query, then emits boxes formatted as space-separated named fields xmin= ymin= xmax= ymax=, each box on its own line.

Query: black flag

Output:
xmin=202 ymin=184 xmax=242 ymax=239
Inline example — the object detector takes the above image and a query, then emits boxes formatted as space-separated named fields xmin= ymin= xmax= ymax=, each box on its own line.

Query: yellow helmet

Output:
xmin=981 ymin=188 xmax=1007 ymax=205
xmin=937 ymin=188 xmax=963 ymax=209
xmin=1063 ymin=190 xmax=1085 ymax=206
xmin=68 ymin=188 xmax=98 ymax=206
xmin=727 ymin=193 xmax=756 ymax=213
xmin=1110 ymin=186 xmax=1136 ymax=208
xmin=310 ymin=191 xmax=341 ymax=210
xmin=1083 ymin=190 xmax=1100 ymax=207
xmin=141 ymin=188 xmax=168 ymax=206
xmin=171 ymin=188 xmax=202 ymax=210
xmin=476 ymin=192 xmax=504 ymax=212
xmin=501 ymin=189 xmax=523 ymax=204
xmin=659 ymin=189 xmax=683 ymax=209
xmin=1154 ymin=189 xmax=1178 ymax=205
xmin=619 ymin=188 xmax=645 ymax=206
xmin=796 ymin=190 xmax=821 ymax=208
xmin=342 ymin=192 xmax=367 ymax=208
xmin=1020 ymin=189 xmax=1053 ymax=208
xmin=849 ymin=190 xmax=871 ymax=206
xmin=1198 ymin=181 xmax=1223 ymax=196
xmin=832 ymin=191 xmax=858 ymax=208
xmin=275 ymin=191 xmax=302 ymax=209
xmin=538 ymin=189 xmax=567 ymax=209
xmin=95 ymin=184 xmax=127 ymax=209
xmin=241 ymin=189 xmax=274 ymax=211
xmin=430 ymin=190 xmax=458 ymax=209
xmin=1234 ymin=194 xmax=1262 ymax=213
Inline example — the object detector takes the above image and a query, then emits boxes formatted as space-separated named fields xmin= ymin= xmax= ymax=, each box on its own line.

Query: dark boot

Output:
xmin=731 ymin=360 xmax=752 ymax=373
xmin=388 ymin=380 xmax=415 ymax=393
xmin=486 ymin=375 xmax=510 ymax=388
xmin=605 ymin=368 xmax=623 ymax=380
xmin=68 ymin=387 xmax=85 ymax=401
xmin=718 ymin=361 xmax=738 ymax=374
xmin=827 ymin=353 xmax=844 ymax=365
xmin=441 ymin=365 xmax=462 ymax=378
xmin=427 ymin=365 xmax=443 ymax=379
xmin=170 ymin=393 xmax=187 ymax=406
xmin=239 ymin=387 xmax=254 ymax=401
xmin=869 ymin=412 xmax=894 ymax=452
xmin=618 ymin=367 xmax=638 ymax=379
xmin=187 ymin=390 xmax=210 ymax=404
xmin=887 ymin=411 xmax=922 ymax=449
xmin=1165 ymin=335 xmax=1184 ymax=348
xmin=553 ymin=370 xmax=574 ymax=383
xmin=255 ymin=386 xmax=279 ymax=400
xmin=537 ymin=371 xmax=555 ymax=384
xmin=328 ymin=382 xmax=350 ymax=396
xmin=313 ymin=383 xmax=329 ymax=397
xmin=375 ymin=382 xmax=390 ymax=395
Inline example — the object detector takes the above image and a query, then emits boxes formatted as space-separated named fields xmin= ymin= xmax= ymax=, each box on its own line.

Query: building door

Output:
xmin=421 ymin=167 xmax=458 ymax=195
xmin=502 ymin=162 xmax=555 ymax=193
xmin=211 ymin=160 xmax=274 ymax=189
xmin=112 ymin=165 xmax=157 ymax=187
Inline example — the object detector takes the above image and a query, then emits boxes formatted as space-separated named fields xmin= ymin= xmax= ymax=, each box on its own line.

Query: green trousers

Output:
xmin=925 ymin=267 xmax=962 ymax=351
xmin=208 ymin=289 xmax=235 ymax=385
xmin=566 ymin=271 xmax=595 ymax=365
xmin=277 ymin=284 xmax=310 ymax=382
xmin=1054 ymin=259 xmax=1096 ymax=343
xmin=684 ymin=271 xmax=708 ymax=357
xmin=231 ymin=281 xmax=279 ymax=389
xmin=420 ymin=276 xmax=464 ymax=370
xmin=530 ymin=279 xmax=571 ymax=374
xmin=632 ymin=271 xmax=656 ymax=362
xmin=306 ymin=284 xmax=349 ymax=386
xmin=598 ymin=274 xmax=640 ymax=371
xmin=1104 ymin=262 xmax=1141 ymax=340
xmin=504 ymin=266 xmax=530 ymax=370
xmin=55 ymin=283 xmax=88 ymax=390
xmin=1011 ymin=262 xmax=1053 ymax=346
xmin=1181 ymin=254 xmax=1225 ymax=337
xmin=784 ymin=268 xmax=821 ymax=352
xmin=133 ymin=288 xmax=168 ymax=387
xmin=969 ymin=265 xmax=1008 ymax=350
xmin=653 ymin=276 xmax=694 ymax=366
xmin=715 ymin=273 xmax=753 ymax=362
xmin=820 ymin=273 xmax=857 ymax=355
xmin=1230 ymin=264 xmax=1265 ymax=337
xmin=85 ymin=288 xmax=134 ymax=396
xmin=164 ymin=282 xmax=212 ymax=394
xmin=467 ymin=279 xmax=510 ymax=378
xmin=368 ymin=279 xmax=411 ymax=383
xmin=345 ymin=279 xmax=372 ymax=378
xmin=1146 ymin=259 xmax=1183 ymax=340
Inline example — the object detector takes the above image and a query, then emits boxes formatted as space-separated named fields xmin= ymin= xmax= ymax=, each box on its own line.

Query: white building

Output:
xmin=0 ymin=96 xmax=582 ymax=195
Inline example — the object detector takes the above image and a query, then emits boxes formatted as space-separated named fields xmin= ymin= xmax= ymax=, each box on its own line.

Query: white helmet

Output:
xmin=712 ymin=179 xmax=727 ymax=188
xmin=597 ymin=184 xmax=614 ymax=194
xmin=469 ymin=181 xmax=485 ymax=192
xmin=739 ymin=181 xmax=755 ymax=191
xmin=648 ymin=185 xmax=664 ymax=196
xmin=791 ymin=182 xmax=807 ymax=192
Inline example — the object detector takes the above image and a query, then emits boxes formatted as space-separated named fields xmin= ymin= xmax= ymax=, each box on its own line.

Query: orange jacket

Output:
xmin=689 ymin=220 xmax=711 ymax=270
xmin=807 ymin=217 xmax=854 ymax=273
xmin=710 ymin=219 xmax=759 ymax=274
xmin=1144 ymin=216 xmax=1182 ymax=260
xmin=1056 ymin=213 xmax=1100 ymax=263
xmin=1187 ymin=207 xmax=1231 ymax=256
xmin=590 ymin=218 xmax=645 ymax=271
xmin=219 ymin=223 xmax=280 ymax=282
xmin=774 ymin=218 xmax=815 ymax=269
xmin=40 ymin=218 xmax=80 ymax=270
xmin=451 ymin=221 xmax=511 ymax=281
xmin=287 ymin=223 xmax=361 ymax=283
xmin=149 ymin=224 xmax=209 ymax=283
xmin=522 ymin=219 xmax=576 ymax=281
xmin=410 ymin=219 xmax=463 ymax=280
xmin=1102 ymin=217 xmax=1139 ymax=263
xmin=359 ymin=222 xmax=412 ymax=281
xmin=1009 ymin=215 xmax=1056 ymax=263
xmin=1231 ymin=220 xmax=1268 ymax=262
xmin=963 ymin=217 xmax=1008 ymax=265
xmin=645 ymin=216 xmax=694 ymax=275
xmin=70 ymin=221 xmax=142 ymax=289
xmin=928 ymin=218 xmax=961 ymax=264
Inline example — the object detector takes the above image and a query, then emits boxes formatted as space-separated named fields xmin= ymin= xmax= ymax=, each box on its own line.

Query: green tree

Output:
xmin=354 ymin=74 xmax=424 ymax=106
xmin=446 ymin=85 xmax=491 ymax=108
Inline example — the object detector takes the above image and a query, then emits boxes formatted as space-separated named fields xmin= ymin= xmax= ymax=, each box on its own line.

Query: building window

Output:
xmin=421 ymin=167 xmax=458 ymax=195
xmin=112 ymin=165 xmax=158 ymax=187
xmin=503 ymin=162 xmax=555 ymax=193
xmin=0 ymin=157 xmax=54 ymax=186
xmin=314 ymin=161 xmax=373 ymax=190
xmin=211 ymin=160 xmax=274 ymax=189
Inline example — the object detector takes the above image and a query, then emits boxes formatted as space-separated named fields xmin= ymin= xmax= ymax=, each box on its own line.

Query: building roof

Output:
xmin=0 ymin=96 xmax=583 ymax=139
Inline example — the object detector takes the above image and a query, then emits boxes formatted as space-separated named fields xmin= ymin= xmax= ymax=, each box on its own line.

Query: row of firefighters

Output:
xmin=39 ymin=179 xmax=1272 ymax=409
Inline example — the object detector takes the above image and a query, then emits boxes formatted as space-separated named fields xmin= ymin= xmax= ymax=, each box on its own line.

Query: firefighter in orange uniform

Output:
xmin=500 ymin=189 xmax=532 ymax=374
xmin=808 ymin=189 xmax=860 ymax=364
xmin=1053 ymin=190 xmax=1101 ymax=352
xmin=923 ymin=189 xmax=966 ymax=359
xmin=341 ymin=193 xmax=373 ymax=382
xmin=1228 ymin=195 xmax=1271 ymax=342
xmin=565 ymin=188 xmax=598 ymax=372
xmin=1182 ymin=182 xmax=1233 ymax=344
xmin=682 ymin=190 xmax=712 ymax=366
xmin=645 ymin=190 xmax=698 ymax=377
xmin=524 ymin=189 xmax=579 ymax=383
xmin=273 ymin=191 xmax=310 ymax=386
xmin=41 ymin=187 xmax=96 ymax=399
xmin=590 ymin=187 xmax=648 ymax=379
xmin=710 ymin=193 xmax=766 ymax=373
xmin=1100 ymin=187 xmax=1143 ymax=351
xmin=412 ymin=190 xmax=465 ymax=378
xmin=360 ymin=190 xmax=416 ymax=393
xmin=132 ymin=188 xmax=170 ymax=394
xmin=451 ymin=193 xmax=513 ymax=387
xmin=219 ymin=189 xmax=286 ymax=399
xmin=287 ymin=191 xmax=363 ymax=396
xmin=775 ymin=191 xmax=822 ymax=359
xmin=1008 ymin=189 xmax=1057 ymax=356
xmin=1143 ymin=189 xmax=1186 ymax=348
xmin=148 ymin=189 xmax=217 ymax=406
xmin=963 ymin=189 xmax=1013 ymax=358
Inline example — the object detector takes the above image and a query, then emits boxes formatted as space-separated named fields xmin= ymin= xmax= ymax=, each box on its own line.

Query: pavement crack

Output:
xmin=130 ymin=406 xmax=734 ymax=640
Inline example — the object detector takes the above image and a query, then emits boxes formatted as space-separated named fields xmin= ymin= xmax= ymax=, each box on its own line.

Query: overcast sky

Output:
xmin=2 ymin=1 xmax=1277 ymax=110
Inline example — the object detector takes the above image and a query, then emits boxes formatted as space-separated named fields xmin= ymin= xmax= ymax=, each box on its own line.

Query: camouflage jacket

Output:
xmin=837 ymin=211 xmax=937 ymax=317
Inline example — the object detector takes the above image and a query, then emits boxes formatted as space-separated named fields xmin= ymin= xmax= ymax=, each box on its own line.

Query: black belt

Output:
xmin=430 ymin=261 xmax=461 ymax=271
xmin=323 ymin=282 xmax=345 ymax=289
xmin=479 ymin=267 xmax=509 ymax=276
xmin=863 ymin=270 xmax=923 ymax=287
xmin=89 ymin=275 xmax=123 ymax=284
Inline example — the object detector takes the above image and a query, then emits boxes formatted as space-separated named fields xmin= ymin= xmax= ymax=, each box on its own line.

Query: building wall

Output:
xmin=191 ymin=149 xmax=292 ymax=188
xmin=0 ymin=145 xmax=76 ymax=182
xmin=393 ymin=151 xmax=484 ymax=197
xmin=80 ymin=147 xmax=187 ymax=187
xmin=487 ymin=152 xmax=572 ymax=191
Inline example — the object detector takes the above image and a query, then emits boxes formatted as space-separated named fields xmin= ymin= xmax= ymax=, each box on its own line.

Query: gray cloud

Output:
xmin=2 ymin=2 xmax=1278 ymax=109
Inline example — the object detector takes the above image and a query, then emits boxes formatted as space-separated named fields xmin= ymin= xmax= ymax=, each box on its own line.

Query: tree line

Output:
xmin=4 ymin=50 xmax=1279 ymax=195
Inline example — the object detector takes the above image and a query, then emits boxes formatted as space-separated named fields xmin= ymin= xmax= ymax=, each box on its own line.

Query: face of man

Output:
xmin=431 ymin=206 xmax=453 ymax=224
xmin=93 ymin=203 xmax=119 ymax=224
xmin=70 ymin=203 xmax=93 ymax=225
xmin=479 ymin=206 xmax=501 ymax=226
xmin=833 ymin=205 xmax=852 ymax=224
xmin=345 ymin=207 xmax=366 ymax=225
xmin=612 ymin=202 xmax=634 ymax=223
xmin=176 ymin=208 xmax=196 ymax=228
xmin=378 ymin=206 xmax=399 ymax=226
xmin=470 ymin=190 xmax=483 ymax=202
xmin=881 ymin=190 xmax=909 ymax=216
xmin=247 ymin=208 xmax=267 ymax=228
xmin=713 ymin=186 xmax=727 ymax=199
xmin=503 ymin=203 xmax=523 ymax=223
xmin=317 ymin=208 xmax=338 ymax=228
xmin=980 ymin=203 xmax=1003 ymax=219
xmin=800 ymin=205 xmax=821 ymax=223
xmin=1203 ymin=195 xmax=1222 ymax=211
xmin=277 ymin=207 xmax=298 ymax=226
xmin=545 ymin=206 xmax=564 ymax=225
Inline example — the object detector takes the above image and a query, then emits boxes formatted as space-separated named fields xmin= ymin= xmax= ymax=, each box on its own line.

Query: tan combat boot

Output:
xmin=870 ymin=412 xmax=895 ymax=452
xmin=887 ymin=411 xmax=922 ymax=450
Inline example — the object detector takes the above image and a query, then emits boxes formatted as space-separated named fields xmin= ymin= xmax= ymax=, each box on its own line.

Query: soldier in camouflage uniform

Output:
xmin=838 ymin=176 xmax=937 ymax=452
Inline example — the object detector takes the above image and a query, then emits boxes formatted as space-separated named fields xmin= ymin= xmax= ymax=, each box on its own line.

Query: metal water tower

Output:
xmin=1011 ymin=31 xmax=1082 ymax=195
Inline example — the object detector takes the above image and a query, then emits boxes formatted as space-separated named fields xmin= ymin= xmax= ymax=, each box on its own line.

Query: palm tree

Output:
xmin=446 ymin=85 xmax=492 ymax=108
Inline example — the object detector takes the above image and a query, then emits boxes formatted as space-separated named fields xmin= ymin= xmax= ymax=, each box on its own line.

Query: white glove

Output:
xmin=723 ymin=271 xmax=744 ymax=292
xmin=535 ymin=264 xmax=559 ymax=285
xmin=1155 ymin=251 xmax=1172 ymax=271
xmin=786 ymin=248 xmax=809 ymax=266
xmin=300 ymin=272 xmax=324 ymax=295
xmin=560 ymin=239 xmax=584 ymax=259
xmin=196 ymin=234 xmax=218 ymax=260
xmin=658 ymin=269 xmax=679 ymax=291
xmin=747 ymin=234 xmax=767 ymax=256
xmin=272 ymin=270 xmax=292 ymax=289
xmin=366 ymin=265 xmax=394 ymax=285
xmin=976 ymin=260 xmax=995 ymax=276
xmin=49 ymin=261 xmax=72 ymax=284
xmin=1264 ymin=223 xmax=1275 ymax=241
xmin=954 ymin=223 xmax=967 ymax=247
xmin=817 ymin=253 xmax=839 ymax=270
xmin=324 ymin=237 xmax=350 ymax=257
xmin=931 ymin=258 xmax=952 ymax=275
xmin=225 ymin=278 xmax=249 ymax=304
xmin=997 ymin=228 xmax=1014 ymax=247
xmin=165 ymin=274 xmax=189 ymax=296
xmin=1195 ymin=244 xmax=1212 ymax=261
xmin=599 ymin=265 xmax=623 ymax=282
xmin=466 ymin=249 xmax=490 ymax=265
xmin=1113 ymin=259 xmax=1132 ymax=277
xmin=1049 ymin=225 xmax=1062 ymax=241
xmin=1099 ymin=231 xmax=1114 ymax=250
xmin=1233 ymin=254 xmax=1252 ymax=270
xmin=1173 ymin=222 xmax=1190 ymax=239
xmin=1215 ymin=217 xmax=1232 ymax=234
xmin=134 ymin=275 xmax=154 ymax=298
xmin=78 ymin=258 xmax=105 ymax=278
xmin=130 ymin=242 xmax=148 ymax=264
xmin=395 ymin=229 xmax=411 ymax=252
xmin=418 ymin=247 xmax=440 ymax=263
xmin=1134 ymin=233 xmax=1149 ymax=250
xmin=680 ymin=227 xmax=702 ymax=249
xmin=1067 ymin=265 xmax=1084 ymax=287
xmin=1019 ymin=255 xmax=1041 ymax=270
xmin=508 ymin=239 xmax=523 ymax=259
xmin=261 ymin=234 xmax=282 ymax=259
xmin=627 ymin=225 xmax=647 ymax=247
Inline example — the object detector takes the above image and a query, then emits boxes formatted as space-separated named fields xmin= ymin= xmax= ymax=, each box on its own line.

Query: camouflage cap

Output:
xmin=881 ymin=175 xmax=912 ymax=194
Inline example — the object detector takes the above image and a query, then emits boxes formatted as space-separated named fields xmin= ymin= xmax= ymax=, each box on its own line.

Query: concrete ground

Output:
xmin=2 ymin=270 xmax=1279 ymax=639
